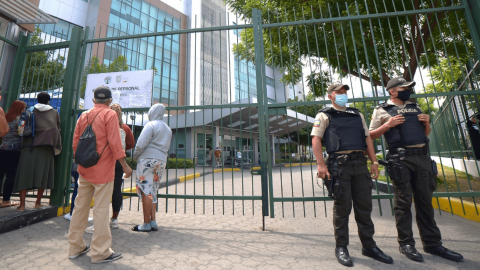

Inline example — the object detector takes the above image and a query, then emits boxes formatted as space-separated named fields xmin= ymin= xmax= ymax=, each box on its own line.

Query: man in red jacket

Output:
xmin=68 ymin=86 xmax=132 ymax=264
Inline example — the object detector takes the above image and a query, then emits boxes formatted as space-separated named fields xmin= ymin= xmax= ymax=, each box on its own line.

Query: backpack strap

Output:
xmin=87 ymin=109 xmax=106 ymax=126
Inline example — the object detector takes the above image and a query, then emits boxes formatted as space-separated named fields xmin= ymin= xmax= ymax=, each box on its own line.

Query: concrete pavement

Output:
xmin=1 ymin=166 xmax=479 ymax=269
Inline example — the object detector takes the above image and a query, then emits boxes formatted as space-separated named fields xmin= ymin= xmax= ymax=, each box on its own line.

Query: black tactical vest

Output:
xmin=321 ymin=107 xmax=367 ymax=154
xmin=379 ymin=102 xmax=427 ymax=148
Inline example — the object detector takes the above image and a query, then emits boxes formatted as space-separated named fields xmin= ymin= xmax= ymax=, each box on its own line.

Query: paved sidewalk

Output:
xmin=0 ymin=196 xmax=479 ymax=269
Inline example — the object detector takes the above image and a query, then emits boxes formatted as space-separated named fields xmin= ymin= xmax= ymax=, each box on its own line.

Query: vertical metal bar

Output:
xmin=50 ymin=27 xmax=84 ymax=206
xmin=252 ymin=8 xmax=270 ymax=224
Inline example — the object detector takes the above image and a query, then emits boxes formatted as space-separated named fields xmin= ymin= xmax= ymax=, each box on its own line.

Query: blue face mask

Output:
xmin=334 ymin=94 xmax=348 ymax=107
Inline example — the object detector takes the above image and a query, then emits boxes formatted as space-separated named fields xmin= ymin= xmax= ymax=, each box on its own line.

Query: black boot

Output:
xmin=362 ymin=247 xmax=393 ymax=264
xmin=335 ymin=246 xmax=353 ymax=267
xmin=399 ymin=245 xmax=423 ymax=262
xmin=424 ymin=246 xmax=463 ymax=262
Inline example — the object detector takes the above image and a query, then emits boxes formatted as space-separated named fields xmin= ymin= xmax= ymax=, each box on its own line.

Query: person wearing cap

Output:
xmin=467 ymin=113 xmax=480 ymax=160
xmin=312 ymin=83 xmax=392 ymax=267
xmin=369 ymin=77 xmax=463 ymax=262
xmin=68 ymin=86 xmax=132 ymax=264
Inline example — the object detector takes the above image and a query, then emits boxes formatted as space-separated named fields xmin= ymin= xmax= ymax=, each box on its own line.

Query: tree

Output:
xmin=22 ymin=28 xmax=66 ymax=92
xmin=80 ymin=55 xmax=129 ymax=98
xmin=225 ymin=0 xmax=473 ymax=97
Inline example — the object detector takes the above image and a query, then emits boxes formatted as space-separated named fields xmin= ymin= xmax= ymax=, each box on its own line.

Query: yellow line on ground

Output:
xmin=179 ymin=173 xmax=201 ymax=182
xmin=432 ymin=197 xmax=480 ymax=223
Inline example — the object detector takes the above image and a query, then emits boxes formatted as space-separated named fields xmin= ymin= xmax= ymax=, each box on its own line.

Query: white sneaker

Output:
xmin=64 ymin=213 xmax=72 ymax=221
xmin=88 ymin=217 xmax=93 ymax=223
xmin=85 ymin=225 xmax=94 ymax=234
xmin=110 ymin=218 xmax=119 ymax=229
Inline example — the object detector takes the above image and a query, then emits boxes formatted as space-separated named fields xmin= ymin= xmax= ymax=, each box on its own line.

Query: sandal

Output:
xmin=131 ymin=225 xmax=151 ymax=232
xmin=17 ymin=206 xmax=25 ymax=212
xmin=0 ymin=201 xmax=20 ymax=208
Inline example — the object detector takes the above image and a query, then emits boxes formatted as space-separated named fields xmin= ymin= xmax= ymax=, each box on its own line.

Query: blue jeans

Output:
xmin=70 ymin=171 xmax=79 ymax=215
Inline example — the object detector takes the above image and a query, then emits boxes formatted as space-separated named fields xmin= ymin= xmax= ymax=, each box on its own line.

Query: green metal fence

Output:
xmin=3 ymin=0 xmax=480 ymax=225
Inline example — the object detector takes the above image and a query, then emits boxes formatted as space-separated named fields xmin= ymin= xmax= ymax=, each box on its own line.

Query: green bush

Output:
xmin=166 ymin=158 xmax=194 ymax=169
xmin=126 ymin=157 xmax=194 ymax=170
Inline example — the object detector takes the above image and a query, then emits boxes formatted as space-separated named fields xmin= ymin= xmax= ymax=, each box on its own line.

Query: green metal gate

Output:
xmin=3 ymin=0 xmax=480 ymax=226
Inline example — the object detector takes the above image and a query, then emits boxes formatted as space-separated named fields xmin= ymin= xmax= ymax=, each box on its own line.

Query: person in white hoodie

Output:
xmin=14 ymin=92 xmax=62 ymax=211
xmin=132 ymin=104 xmax=172 ymax=232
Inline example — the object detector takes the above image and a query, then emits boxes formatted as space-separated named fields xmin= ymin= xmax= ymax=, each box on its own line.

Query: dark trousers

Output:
xmin=390 ymin=153 xmax=442 ymax=248
xmin=0 ymin=150 xmax=21 ymax=201
xmin=70 ymin=171 xmax=79 ymax=215
xmin=112 ymin=161 xmax=124 ymax=213
xmin=328 ymin=157 xmax=376 ymax=248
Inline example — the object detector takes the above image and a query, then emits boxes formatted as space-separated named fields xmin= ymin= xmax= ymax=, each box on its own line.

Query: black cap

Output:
xmin=327 ymin=83 xmax=350 ymax=94
xmin=94 ymin=86 xmax=112 ymax=99
xmin=386 ymin=77 xmax=416 ymax=91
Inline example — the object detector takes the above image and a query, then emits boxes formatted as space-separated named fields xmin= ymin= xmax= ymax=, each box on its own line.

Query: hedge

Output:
xmin=125 ymin=157 xmax=194 ymax=170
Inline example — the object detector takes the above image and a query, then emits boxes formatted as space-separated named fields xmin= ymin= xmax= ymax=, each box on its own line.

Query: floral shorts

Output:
xmin=136 ymin=158 xmax=165 ymax=204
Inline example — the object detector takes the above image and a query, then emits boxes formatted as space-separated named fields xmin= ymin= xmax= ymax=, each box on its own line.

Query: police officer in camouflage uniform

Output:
xmin=312 ymin=83 xmax=393 ymax=267
xmin=369 ymin=77 xmax=463 ymax=262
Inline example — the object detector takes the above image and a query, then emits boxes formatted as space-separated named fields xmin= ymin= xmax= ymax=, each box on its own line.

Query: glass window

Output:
xmin=141 ymin=2 xmax=150 ymax=14
xmin=147 ymin=57 xmax=154 ymax=70
xmin=173 ymin=18 xmax=180 ymax=30
xmin=150 ymin=6 xmax=157 ymax=18
xmin=149 ymin=18 xmax=156 ymax=31
xmin=133 ymin=0 xmax=141 ymax=10
xmin=171 ymin=67 xmax=178 ymax=80
xmin=266 ymin=77 xmax=274 ymax=87
xmin=163 ymin=62 xmax=170 ymax=75
xmin=170 ymin=80 xmax=178 ymax=92
xmin=140 ymin=40 xmax=147 ymax=53
xmin=171 ymin=53 xmax=178 ymax=66
xmin=138 ymin=54 xmax=146 ymax=69
xmin=158 ymin=10 xmax=165 ymax=22
xmin=172 ymin=41 xmax=179 ymax=54
xmin=111 ymin=0 xmax=121 ymax=11
xmin=164 ymin=38 xmax=171 ymax=51
xmin=140 ymin=13 xmax=149 ymax=28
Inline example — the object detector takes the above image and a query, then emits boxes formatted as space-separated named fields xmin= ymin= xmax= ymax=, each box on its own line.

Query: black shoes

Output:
xmin=68 ymin=246 xmax=91 ymax=259
xmin=362 ymin=247 xmax=393 ymax=264
xmin=400 ymin=245 xmax=424 ymax=262
xmin=335 ymin=246 xmax=353 ymax=267
xmin=424 ymin=246 xmax=463 ymax=262
xmin=94 ymin=252 xmax=122 ymax=264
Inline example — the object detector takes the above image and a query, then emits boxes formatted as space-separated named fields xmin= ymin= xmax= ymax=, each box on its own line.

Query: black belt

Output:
xmin=390 ymin=145 xmax=428 ymax=156
xmin=330 ymin=151 xmax=365 ymax=161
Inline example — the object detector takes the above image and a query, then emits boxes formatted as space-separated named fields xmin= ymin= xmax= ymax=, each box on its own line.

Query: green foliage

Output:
xmin=225 ymin=0 xmax=472 ymax=95
xmin=22 ymin=28 xmax=66 ymax=92
xmin=80 ymin=55 xmax=129 ymax=98
xmin=350 ymin=101 xmax=376 ymax=119
xmin=166 ymin=158 xmax=194 ymax=169
xmin=126 ymin=157 xmax=194 ymax=170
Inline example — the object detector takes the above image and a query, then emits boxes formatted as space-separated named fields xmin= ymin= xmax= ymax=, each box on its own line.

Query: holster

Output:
xmin=325 ymin=159 xmax=344 ymax=200
xmin=380 ymin=150 xmax=406 ymax=184
xmin=431 ymin=159 xmax=438 ymax=175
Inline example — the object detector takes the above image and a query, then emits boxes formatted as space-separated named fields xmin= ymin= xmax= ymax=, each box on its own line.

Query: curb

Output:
xmin=373 ymin=180 xmax=479 ymax=223
xmin=1 ymin=205 xmax=58 ymax=234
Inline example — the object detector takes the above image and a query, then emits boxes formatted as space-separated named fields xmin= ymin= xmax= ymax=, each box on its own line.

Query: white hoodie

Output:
xmin=133 ymin=104 xmax=172 ymax=162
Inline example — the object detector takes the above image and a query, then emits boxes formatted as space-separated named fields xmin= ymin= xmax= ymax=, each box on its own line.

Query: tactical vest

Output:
xmin=379 ymin=102 xmax=427 ymax=148
xmin=321 ymin=107 xmax=367 ymax=154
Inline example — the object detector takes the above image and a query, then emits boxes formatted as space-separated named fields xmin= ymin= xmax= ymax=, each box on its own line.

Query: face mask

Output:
xmin=396 ymin=89 xmax=411 ymax=101
xmin=334 ymin=94 xmax=348 ymax=107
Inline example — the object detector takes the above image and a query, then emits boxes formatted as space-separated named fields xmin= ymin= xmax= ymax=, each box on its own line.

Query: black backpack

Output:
xmin=74 ymin=109 xmax=108 ymax=168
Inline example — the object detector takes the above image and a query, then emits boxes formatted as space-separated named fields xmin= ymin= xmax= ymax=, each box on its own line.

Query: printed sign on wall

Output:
xmin=84 ymin=70 xmax=154 ymax=109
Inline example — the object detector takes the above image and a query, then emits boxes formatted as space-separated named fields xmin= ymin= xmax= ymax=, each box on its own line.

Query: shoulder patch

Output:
xmin=313 ymin=120 xmax=321 ymax=127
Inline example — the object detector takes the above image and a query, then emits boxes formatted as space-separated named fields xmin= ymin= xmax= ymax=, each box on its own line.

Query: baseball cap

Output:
xmin=94 ymin=86 xmax=112 ymax=99
xmin=327 ymin=83 xmax=350 ymax=94
xmin=386 ymin=77 xmax=416 ymax=91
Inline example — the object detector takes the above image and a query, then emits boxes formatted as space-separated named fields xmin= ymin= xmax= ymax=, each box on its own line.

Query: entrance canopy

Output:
xmin=0 ymin=0 xmax=58 ymax=24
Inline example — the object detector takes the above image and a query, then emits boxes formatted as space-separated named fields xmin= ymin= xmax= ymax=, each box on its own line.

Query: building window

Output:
xmin=266 ymin=77 xmax=274 ymax=87
xmin=108 ymin=0 xmax=181 ymax=105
